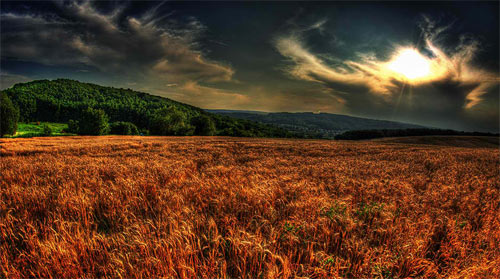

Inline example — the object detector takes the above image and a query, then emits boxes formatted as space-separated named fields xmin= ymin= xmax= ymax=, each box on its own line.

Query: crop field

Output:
xmin=1 ymin=136 xmax=499 ymax=278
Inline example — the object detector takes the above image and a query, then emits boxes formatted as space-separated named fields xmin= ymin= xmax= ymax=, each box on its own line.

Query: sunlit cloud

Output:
xmin=275 ymin=17 xmax=499 ymax=109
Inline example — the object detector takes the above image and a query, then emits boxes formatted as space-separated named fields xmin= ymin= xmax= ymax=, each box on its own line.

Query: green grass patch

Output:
xmin=10 ymin=122 xmax=75 ymax=138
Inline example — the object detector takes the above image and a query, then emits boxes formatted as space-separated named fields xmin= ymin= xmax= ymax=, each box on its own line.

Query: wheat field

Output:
xmin=1 ymin=136 xmax=499 ymax=278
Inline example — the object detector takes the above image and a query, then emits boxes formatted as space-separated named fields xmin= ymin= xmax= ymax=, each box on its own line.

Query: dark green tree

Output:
xmin=78 ymin=107 xmax=109 ymax=135
xmin=67 ymin=119 xmax=79 ymax=134
xmin=1 ymin=92 xmax=19 ymax=136
xmin=42 ymin=124 xmax=53 ymax=136
xmin=192 ymin=114 xmax=216 ymax=136
xmin=110 ymin=121 xmax=139 ymax=135
xmin=150 ymin=107 xmax=194 ymax=136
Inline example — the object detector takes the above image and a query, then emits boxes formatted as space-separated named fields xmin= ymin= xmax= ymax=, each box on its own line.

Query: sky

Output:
xmin=1 ymin=1 xmax=499 ymax=132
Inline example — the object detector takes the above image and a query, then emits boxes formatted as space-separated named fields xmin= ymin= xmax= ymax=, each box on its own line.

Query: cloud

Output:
xmin=276 ymin=16 xmax=499 ymax=108
xmin=0 ymin=0 xmax=234 ymax=84
xmin=152 ymin=54 xmax=233 ymax=83
xmin=275 ymin=36 xmax=396 ymax=95
xmin=464 ymin=82 xmax=496 ymax=109
xmin=248 ymin=85 xmax=346 ymax=113
xmin=152 ymin=81 xmax=250 ymax=109
xmin=419 ymin=18 xmax=499 ymax=109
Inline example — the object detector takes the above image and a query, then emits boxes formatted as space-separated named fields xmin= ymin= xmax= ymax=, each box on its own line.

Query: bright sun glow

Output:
xmin=387 ymin=48 xmax=432 ymax=80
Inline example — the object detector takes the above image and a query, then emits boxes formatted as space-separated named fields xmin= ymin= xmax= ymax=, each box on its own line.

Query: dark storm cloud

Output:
xmin=1 ymin=1 xmax=233 ymax=84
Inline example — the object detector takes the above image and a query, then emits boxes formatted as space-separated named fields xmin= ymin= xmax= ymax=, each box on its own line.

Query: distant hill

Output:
xmin=207 ymin=110 xmax=424 ymax=139
xmin=208 ymin=109 xmax=269 ymax=115
xmin=2 ymin=79 xmax=294 ymax=138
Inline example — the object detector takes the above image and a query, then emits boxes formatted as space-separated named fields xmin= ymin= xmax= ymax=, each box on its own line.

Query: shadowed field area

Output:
xmin=1 ymin=136 xmax=499 ymax=278
xmin=376 ymin=136 xmax=499 ymax=148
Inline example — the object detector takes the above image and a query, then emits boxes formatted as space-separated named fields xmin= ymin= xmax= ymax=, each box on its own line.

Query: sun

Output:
xmin=387 ymin=48 xmax=432 ymax=80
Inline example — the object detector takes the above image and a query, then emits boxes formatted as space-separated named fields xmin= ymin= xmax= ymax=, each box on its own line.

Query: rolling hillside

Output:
xmin=2 ymin=79 xmax=293 ymax=138
xmin=208 ymin=110 xmax=424 ymax=138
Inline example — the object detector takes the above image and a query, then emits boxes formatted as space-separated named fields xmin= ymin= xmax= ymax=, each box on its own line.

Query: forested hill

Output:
xmin=2 ymin=79 xmax=294 ymax=137
xmin=208 ymin=110 xmax=425 ymax=139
